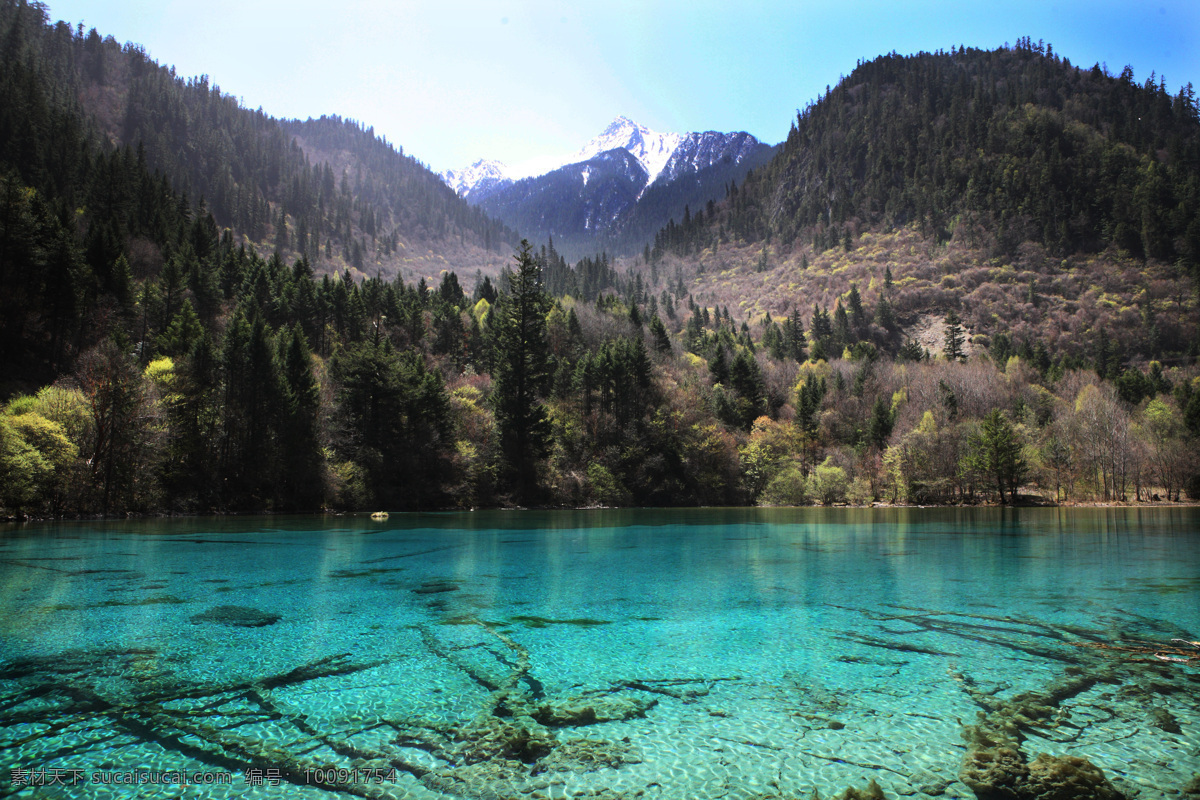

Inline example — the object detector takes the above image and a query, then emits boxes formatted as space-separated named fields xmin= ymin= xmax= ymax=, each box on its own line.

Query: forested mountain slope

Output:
xmin=0 ymin=1 xmax=516 ymax=284
xmin=746 ymin=39 xmax=1198 ymax=262
xmin=651 ymin=39 xmax=1199 ymax=366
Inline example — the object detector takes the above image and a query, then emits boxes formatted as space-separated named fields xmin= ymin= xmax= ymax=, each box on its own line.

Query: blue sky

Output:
xmin=43 ymin=1 xmax=1200 ymax=173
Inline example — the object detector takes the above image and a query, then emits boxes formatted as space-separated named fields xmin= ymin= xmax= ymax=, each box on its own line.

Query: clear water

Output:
xmin=0 ymin=507 xmax=1197 ymax=799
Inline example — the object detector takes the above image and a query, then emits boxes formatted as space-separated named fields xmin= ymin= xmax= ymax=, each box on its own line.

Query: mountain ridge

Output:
xmin=0 ymin=2 xmax=519 ymax=286
xmin=441 ymin=115 xmax=763 ymax=198
xmin=443 ymin=116 xmax=775 ymax=258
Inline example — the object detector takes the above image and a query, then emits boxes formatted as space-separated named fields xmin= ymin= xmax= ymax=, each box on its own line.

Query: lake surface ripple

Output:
xmin=1 ymin=507 xmax=1197 ymax=799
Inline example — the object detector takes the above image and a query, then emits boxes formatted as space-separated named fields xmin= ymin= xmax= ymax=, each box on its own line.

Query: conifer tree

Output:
xmin=968 ymin=410 xmax=1027 ymax=504
xmin=898 ymin=339 xmax=926 ymax=361
xmin=649 ymin=315 xmax=672 ymax=353
xmin=277 ymin=324 xmax=322 ymax=509
xmin=781 ymin=309 xmax=807 ymax=362
xmin=492 ymin=241 xmax=553 ymax=502
xmin=944 ymin=311 xmax=965 ymax=362
xmin=875 ymin=294 xmax=896 ymax=332
xmin=847 ymin=283 xmax=864 ymax=325
xmin=833 ymin=300 xmax=852 ymax=349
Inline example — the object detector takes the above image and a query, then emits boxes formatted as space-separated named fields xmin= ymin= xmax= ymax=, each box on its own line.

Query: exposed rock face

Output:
xmin=657 ymin=130 xmax=765 ymax=185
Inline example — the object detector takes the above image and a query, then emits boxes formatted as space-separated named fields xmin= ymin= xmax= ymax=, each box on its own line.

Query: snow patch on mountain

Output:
xmin=568 ymin=116 xmax=684 ymax=187
xmin=443 ymin=117 xmax=763 ymax=200
xmin=440 ymin=159 xmax=510 ymax=199
xmin=657 ymin=131 xmax=764 ymax=185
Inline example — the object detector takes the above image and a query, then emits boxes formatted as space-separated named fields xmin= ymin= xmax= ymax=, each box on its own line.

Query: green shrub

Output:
xmin=760 ymin=466 xmax=808 ymax=506
xmin=808 ymin=457 xmax=848 ymax=505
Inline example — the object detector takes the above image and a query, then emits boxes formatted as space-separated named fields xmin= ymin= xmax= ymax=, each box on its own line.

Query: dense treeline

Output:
xmin=3 ymin=222 xmax=1198 ymax=516
xmin=0 ymin=17 xmax=197 ymax=386
xmin=661 ymin=40 xmax=1200 ymax=274
xmin=0 ymin=0 xmax=516 ymax=277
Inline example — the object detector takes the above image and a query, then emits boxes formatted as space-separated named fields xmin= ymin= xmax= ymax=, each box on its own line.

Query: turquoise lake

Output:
xmin=0 ymin=507 xmax=1197 ymax=799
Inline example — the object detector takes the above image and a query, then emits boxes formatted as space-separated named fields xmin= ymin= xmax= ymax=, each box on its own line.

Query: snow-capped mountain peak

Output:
xmin=442 ymin=117 xmax=765 ymax=203
xmin=571 ymin=117 xmax=684 ymax=187
xmin=441 ymin=159 xmax=509 ymax=199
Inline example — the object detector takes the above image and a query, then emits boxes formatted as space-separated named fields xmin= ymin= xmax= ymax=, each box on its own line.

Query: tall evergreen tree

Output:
xmin=968 ymin=410 xmax=1027 ymax=504
xmin=649 ymin=314 xmax=672 ymax=353
xmin=944 ymin=311 xmax=966 ymax=362
xmin=276 ymin=324 xmax=322 ymax=510
xmin=781 ymin=309 xmax=807 ymax=362
xmin=491 ymin=241 xmax=553 ymax=502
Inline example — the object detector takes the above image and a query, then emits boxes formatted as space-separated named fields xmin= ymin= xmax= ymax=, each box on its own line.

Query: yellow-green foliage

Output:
xmin=144 ymin=356 xmax=175 ymax=389
xmin=0 ymin=405 xmax=78 ymax=511
xmin=144 ymin=357 xmax=183 ymax=408
xmin=846 ymin=476 xmax=874 ymax=505
xmin=809 ymin=457 xmax=848 ymax=505
xmin=4 ymin=396 xmax=36 ymax=415
xmin=882 ymin=445 xmax=907 ymax=503
xmin=739 ymin=418 xmax=799 ymax=500
xmin=1074 ymin=383 xmax=1101 ymax=413
xmin=1143 ymin=397 xmax=1182 ymax=438
xmin=448 ymin=382 xmax=497 ymax=506
xmin=7 ymin=413 xmax=76 ymax=470
xmin=472 ymin=298 xmax=491 ymax=323
xmin=30 ymin=386 xmax=91 ymax=449
xmin=792 ymin=360 xmax=831 ymax=395
xmin=759 ymin=466 xmax=808 ymax=506
xmin=451 ymin=384 xmax=494 ymax=443
xmin=586 ymin=463 xmax=630 ymax=507
xmin=0 ymin=416 xmax=43 ymax=509
xmin=327 ymin=459 xmax=367 ymax=509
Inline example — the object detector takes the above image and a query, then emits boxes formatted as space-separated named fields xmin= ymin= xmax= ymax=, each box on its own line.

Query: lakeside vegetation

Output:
xmin=1 ymin=3 xmax=1198 ymax=516
xmin=2 ymin=233 xmax=1197 ymax=516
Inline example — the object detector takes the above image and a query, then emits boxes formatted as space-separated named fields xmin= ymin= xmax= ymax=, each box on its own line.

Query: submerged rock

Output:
xmin=412 ymin=579 xmax=460 ymax=594
xmin=961 ymin=746 xmax=1028 ymax=800
xmin=908 ymin=770 xmax=950 ymax=796
xmin=533 ymin=695 xmax=657 ymax=727
xmin=1025 ymin=753 xmax=1125 ymax=800
xmin=961 ymin=748 xmax=1125 ymax=800
xmin=455 ymin=714 xmax=556 ymax=764
xmin=536 ymin=736 xmax=638 ymax=772
xmin=1149 ymin=706 xmax=1181 ymax=734
xmin=838 ymin=778 xmax=887 ymax=800
xmin=189 ymin=605 xmax=281 ymax=627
